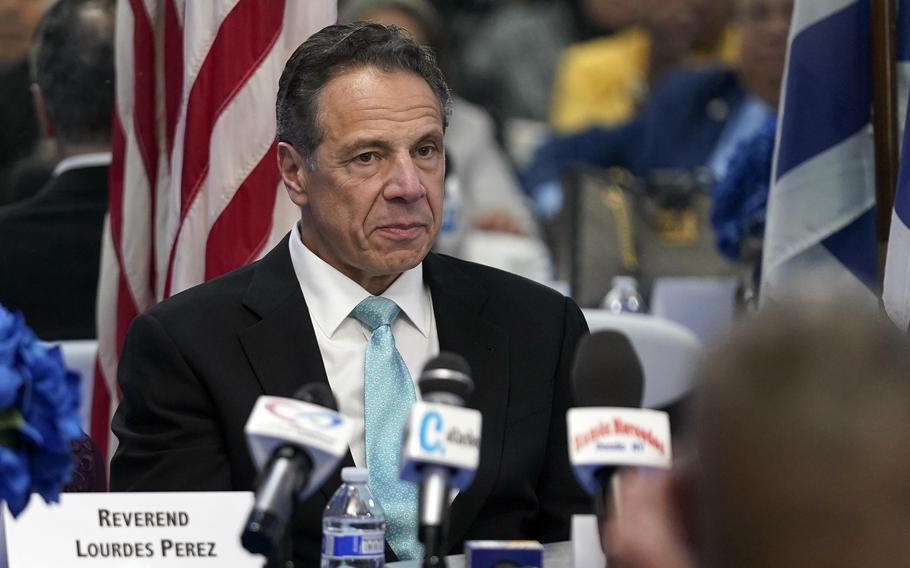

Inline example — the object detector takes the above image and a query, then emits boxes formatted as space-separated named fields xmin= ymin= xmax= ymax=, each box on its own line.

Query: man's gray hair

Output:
xmin=275 ymin=22 xmax=452 ymax=170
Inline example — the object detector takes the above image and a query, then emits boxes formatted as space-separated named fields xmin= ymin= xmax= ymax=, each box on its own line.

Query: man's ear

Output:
xmin=31 ymin=84 xmax=54 ymax=139
xmin=277 ymin=142 xmax=310 ymax=207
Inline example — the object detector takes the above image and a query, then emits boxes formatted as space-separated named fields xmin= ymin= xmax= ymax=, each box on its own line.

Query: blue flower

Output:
xmin=0 ymin=305 xmax=82 ymax=517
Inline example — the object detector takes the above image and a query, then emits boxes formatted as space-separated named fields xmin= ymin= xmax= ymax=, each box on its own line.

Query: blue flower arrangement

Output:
xmin=711 ymin=114 xmax=778 ymax=261
xmin=0 ymin=305 xmax=82 ymax=516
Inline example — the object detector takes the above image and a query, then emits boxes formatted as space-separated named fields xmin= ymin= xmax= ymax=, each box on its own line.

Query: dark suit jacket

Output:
xmin=110 ymin=236 xmax=591 ymax=565
xmin=0 ymin=165 xmax=108 ymax=339
xmin=524 ymin=67 xmax=745 ymax=191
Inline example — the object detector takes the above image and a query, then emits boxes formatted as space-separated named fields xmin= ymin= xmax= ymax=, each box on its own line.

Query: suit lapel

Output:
xmin=237 ymin=235 xmax=354 ymax=502
xmin=424 ymin=253 xmax=509 ymax=550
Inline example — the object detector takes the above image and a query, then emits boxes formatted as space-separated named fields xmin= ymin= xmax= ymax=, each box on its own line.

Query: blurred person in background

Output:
xmin=525 ymin=0 xmax=790 ymax=220
xmin=0 ymin=0 xmax=115 ymax=340
xmin=453 ymin=0 xmax=644 ymax=169
xmin=549 ymin=0 xmax=739 ymax=133
xmin=457 ymin=0 xmax=635 ymax=125
xmin=341 ymin=0 xmax=552 ymax=281
xmin=0 ymin=0 xmax=51 ymax=206
xmin=604 ymin=295 xmax=910 ymax=567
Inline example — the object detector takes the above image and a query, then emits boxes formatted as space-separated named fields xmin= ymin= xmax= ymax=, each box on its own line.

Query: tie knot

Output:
xmin=352 ymin=296 xmax=401 ymax=331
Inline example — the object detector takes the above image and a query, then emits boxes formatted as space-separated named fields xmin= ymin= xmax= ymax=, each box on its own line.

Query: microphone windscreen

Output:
xmin=572 ymin=330 xmax=644 ymax=408
xmin=423 ymin=351 xmax=471 ymax=375
xmin=419 ymin=351 xmax=473 ymax=402
xmin=291 ymin=383 xmax=339 ymax=411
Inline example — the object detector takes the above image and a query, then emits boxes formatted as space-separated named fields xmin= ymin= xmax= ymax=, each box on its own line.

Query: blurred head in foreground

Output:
xmin=695 ymin=299 xmax=910 ymax=567
xmin=607 ymin=296 xmax=910 ymax=568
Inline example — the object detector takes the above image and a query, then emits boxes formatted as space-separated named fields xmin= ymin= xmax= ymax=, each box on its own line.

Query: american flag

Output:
xmin=93 ymin=0 xmax=335 ymax=460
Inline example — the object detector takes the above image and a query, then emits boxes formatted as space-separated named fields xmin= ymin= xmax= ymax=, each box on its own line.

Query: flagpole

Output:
xmin=871 ymin=0 xmax=899 ymax=288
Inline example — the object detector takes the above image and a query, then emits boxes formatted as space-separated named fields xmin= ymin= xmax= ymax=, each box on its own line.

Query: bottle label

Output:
xmin=322 ymin=530 xmax=385 ymax=558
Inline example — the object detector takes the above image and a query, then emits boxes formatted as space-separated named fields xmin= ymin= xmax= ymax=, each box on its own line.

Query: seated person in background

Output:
xmin=604 ymin=293 xmax=910 ymax=567
xmin=0 ymin=0 xmax=114 ymax=340
xmin=340 ymin=0 xmax=550 ymax=281
xmin=525 ymin=0 xmax=791 ymax=222
xmin=456 ymin=0 xmax=633 ymax=127
xmin=549 ymin=0 xmax=740 ymax=133
xmin=111 ymin=23 xmax=590 ymax=565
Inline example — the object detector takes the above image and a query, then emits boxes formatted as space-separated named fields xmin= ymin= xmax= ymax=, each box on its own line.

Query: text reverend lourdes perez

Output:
xmin=75 ymin=509 xmax=217 ymax=559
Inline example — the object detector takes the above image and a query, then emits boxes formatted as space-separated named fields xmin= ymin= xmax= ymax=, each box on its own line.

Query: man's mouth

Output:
xmin=376 ymin=223 xmax=426 ymax=239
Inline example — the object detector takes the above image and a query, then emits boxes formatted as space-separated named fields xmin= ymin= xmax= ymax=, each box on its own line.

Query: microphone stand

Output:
xmin=419 ymin=465 xmax=451 ymax=567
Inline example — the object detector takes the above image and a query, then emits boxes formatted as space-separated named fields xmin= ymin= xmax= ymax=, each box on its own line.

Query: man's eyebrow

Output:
xmin=337 ymin=138 xmax=393 ymax=156
xmin=338 ymin=130 xmax=445 ymax=155
xmin=412 ymin=130 xmax=445 ymax=148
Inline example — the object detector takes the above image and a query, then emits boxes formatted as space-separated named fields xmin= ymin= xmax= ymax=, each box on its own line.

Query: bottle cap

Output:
xmin=611 ymin=275 xmax=638 ymax=289
xmin=341 ymin=467 xmax=369 ymax=483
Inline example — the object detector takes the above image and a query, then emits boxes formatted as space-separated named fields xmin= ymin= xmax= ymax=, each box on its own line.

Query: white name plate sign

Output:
xmin=3 ymin=492 xmax=263 ymax=567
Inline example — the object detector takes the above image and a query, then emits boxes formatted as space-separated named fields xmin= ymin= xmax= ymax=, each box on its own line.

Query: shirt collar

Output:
xmin=53 ymin=152 xmax=112 ymax=177
xmin=288 ymin=224 xmax=431 ymax=337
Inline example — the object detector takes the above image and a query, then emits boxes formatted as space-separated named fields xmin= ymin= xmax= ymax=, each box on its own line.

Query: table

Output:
xmin=389 ymin=540 xmax=572 ymax=567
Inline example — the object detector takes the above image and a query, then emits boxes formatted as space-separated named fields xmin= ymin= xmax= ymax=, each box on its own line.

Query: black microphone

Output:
xmin=399 ymin=352 xmax=481 ymax=567
xmin=241 ymin=383 xmax=348 ymax=559
xmin=572 ymin=330 xmax=644 ymax=408
xmin=569 ymin=330 xmax=645 ymax=521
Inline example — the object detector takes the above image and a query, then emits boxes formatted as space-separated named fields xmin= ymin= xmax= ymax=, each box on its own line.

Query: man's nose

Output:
xmin=384 ymin=152 xmax=426 ymax=203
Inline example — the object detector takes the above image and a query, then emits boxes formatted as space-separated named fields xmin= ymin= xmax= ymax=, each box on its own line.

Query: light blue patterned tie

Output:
xmin=351 ymin=296 xmax=422 ymax=560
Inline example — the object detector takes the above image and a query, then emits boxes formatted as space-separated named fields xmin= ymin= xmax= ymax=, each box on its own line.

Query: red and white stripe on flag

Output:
xmin=95 ymin=0 xmax=336 ymax=461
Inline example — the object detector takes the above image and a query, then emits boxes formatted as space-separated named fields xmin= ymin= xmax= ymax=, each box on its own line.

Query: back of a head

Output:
xmin=692 ymin=300 xmax=910 ymax=567
xmin=30 ymin=0 xmax=115 ymax=149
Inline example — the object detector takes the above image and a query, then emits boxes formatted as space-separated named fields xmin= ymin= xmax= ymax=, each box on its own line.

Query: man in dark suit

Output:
xmin=111 ymin=23 xmax=590 ymax=565
xmin=0 ymin=0 xmax=115 ymax=340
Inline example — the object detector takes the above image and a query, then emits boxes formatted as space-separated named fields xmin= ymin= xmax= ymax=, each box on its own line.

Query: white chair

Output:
xmin=52 ymin=340 xmax=98 ymax=432
xmin=650 ymin=276 xmax=739 ymax=346
xmin=582 ymin=309 xmax=702 ymax=409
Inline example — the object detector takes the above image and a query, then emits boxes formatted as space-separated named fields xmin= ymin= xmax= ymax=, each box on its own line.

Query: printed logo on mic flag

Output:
xmin=420 ymin=411 xmax=445 ymax=455
xmin=264 ymin=400 xmax=344 ymax=430
xmin=567 ymin=408 xmax=671 ymax=494
xmin=573 ymin=417 xmax=667 ymax=456
xmin=400 ymin=402 xmax=481 ymax=490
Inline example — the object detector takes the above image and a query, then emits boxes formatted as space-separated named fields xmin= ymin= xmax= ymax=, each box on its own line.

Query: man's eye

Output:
xmin=416 ymin=145 xmax=436 ymax=158
xmin=356 ymin=152 xmax=376 ymax=164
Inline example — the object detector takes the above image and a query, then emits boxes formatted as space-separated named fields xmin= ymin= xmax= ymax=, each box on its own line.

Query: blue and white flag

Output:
xmin=761 ymin=0 xmax=878 ymax=304
xmin=882 ymin=0 xmax=910 ymax=329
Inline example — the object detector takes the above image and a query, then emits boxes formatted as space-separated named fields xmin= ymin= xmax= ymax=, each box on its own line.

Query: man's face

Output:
xmin=279 ymin=67 xmax=445 ymax=294
xmin=739 ymin=0 xmax=793 ymax=108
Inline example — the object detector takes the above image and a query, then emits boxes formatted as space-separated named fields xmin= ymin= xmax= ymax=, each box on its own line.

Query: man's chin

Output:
xmin=373 ymin=247 xmax=431 ymax=274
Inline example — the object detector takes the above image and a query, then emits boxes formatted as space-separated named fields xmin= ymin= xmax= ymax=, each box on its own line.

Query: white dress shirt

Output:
xmin=288 ymin=225 xmax=439 ymax=466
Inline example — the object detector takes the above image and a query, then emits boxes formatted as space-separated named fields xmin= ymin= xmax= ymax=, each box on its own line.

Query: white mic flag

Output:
xmin=567 ymin=407 xmax=672 ymax=494
xmin=399 ymin=401 xmax=482 ymax=490
xmin=245 ymin=395 xmax=354 ymax=501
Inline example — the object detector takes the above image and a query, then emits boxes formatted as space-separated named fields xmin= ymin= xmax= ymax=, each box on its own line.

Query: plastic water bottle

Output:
xmin=602 ymin=276 xmax=646 ymax=314
xmin=321 ymin=467 xmax=386 ymax=567
xmin=434 ymin=168 xmax=466 ymax=255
